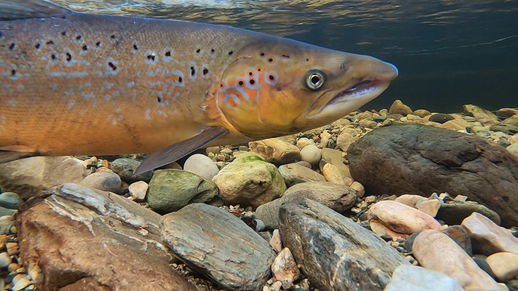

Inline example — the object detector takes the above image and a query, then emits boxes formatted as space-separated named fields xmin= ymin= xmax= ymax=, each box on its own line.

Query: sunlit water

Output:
xmin=50 ymin=0 xmax=518 ymax=112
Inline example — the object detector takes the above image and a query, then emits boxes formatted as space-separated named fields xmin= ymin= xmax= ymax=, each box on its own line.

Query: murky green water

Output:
xmin=51 ymin=0 xmax=518 ymax=112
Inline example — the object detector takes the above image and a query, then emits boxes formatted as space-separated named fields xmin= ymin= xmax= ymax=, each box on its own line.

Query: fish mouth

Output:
xmin=327 ymin=79 xmax=388 ymax=105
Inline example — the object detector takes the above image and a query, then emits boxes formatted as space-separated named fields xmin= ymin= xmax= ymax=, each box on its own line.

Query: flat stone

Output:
xmin=385 ymin=265 xmax=463 ymax=291
xmin=322 ymin=163 xmax=352 ymax=185
xmin=183 ymin=154 xmax=219 ymax=180
xmin=256 ymin=181 xmax=357 ymax=229
xmin=0 ymin=156 xmax=87 ymax=199
xmin=487 ymin=252 xmax=518 ymax=281
xmin=437 ymin=201 xmax=501 ymax=225
xmin=17 ymin=183 xmax=194 ymax=290
xmin=80 ymin=171 xmax=122 ymax=193
xmin=320 ymin=148 xmax=351 ymax=178
xmin=389 ymin=99 xmax=413 ymax=115
xmin=278 ymin=163 xmax=325 ymax=187
xmin=412 ymin=230 xmax=501 ymax=290
xmin=110 ymin=158 xmax=153 ymax=183
xmin=416 ymin=199 xmax=441 ymax=217
xmin=368 ymin=200 xmax=441 ymax=238
xmin=495 ymin=108 xmax=518 ymax=119
xmin=279 ymin=199 xmax=409 ymax=291
xmin=147 ymin=169 xmax=218 ymax=213
xmin=0 ymin=192 xmax=22 ymax=209
xmin=213 ymin=153 xmax=286 ymax=208
xmin=429 ymin=113 xmax=455 ymax=124
xmin=271 ymin=248 xmax=300 ymax=288
xmin=249 ymin=138 xmax=301 ymax=164
xmin=462 ymin=212 xmax=518 ymax=255
xmin=0 ymin=207 xmax=16 ymax=217
xmin=128 ymin=181 xmax=148 ymax=201
xmin=348 ymin=124 xmax=518 ymax=227
xmin=299 ymin=145 xmax=321 ymax=165
xmin=161 ymin=203 xmax=275 ymax=290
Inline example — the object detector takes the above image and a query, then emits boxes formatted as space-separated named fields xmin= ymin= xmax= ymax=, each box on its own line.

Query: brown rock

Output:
xmin=322 ymin=163 xmax=353 ymax=186
xmin=320 ymin=148 xmax=351 ymax=178
xmin=442 ymin=225 xmax=473 ymax=255
xmin=416 ymin=199 xmax=441 ymax=217
xmin=17 ymin=183 xmax=194 ymax=291
xmin=462 ymin=212 xmax=518 ymax=255
xmin=389 ymin=99 xmax=413 ymax=115
xmin=249 ymin=138 xmax=301 ymax=164
xmin=271 ymin=248 xmax=300 ymax=288
xmin=278 ymin=163 xmax=325 ymax=187
xmin=463 ymin=104 xmax=499 ymax=125
xmin=412 ymin=230 xmax=501 ymax=291
xmin=394 ymin=194 xmax=426 ymax=207
xmin=414 ymin=109 xmax=431 ymax=118
xmin=486 ymin=252 xmax=518 ymax=281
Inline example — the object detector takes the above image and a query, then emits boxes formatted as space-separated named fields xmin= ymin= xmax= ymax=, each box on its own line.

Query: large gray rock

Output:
xmin=279 ymin=199 xmax=409 ymax=291
xmin=17 ymin=183 xmax=194 ymax=290
xmin=147 ymin=169 xmax=218 ymax=213
xmin=0 ymin=156 xmax=87 ymax=199
xmin=348 ymin=124 xmax=518 ymax=227
xmin=161 ymin=203 xmax=275 ymax=290
xmin=255 ymin=181 xmax=357 ymax=229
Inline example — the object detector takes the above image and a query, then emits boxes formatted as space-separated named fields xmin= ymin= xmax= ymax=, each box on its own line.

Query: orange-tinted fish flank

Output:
xmin=0 ymin=0 xmax=398 ymax=173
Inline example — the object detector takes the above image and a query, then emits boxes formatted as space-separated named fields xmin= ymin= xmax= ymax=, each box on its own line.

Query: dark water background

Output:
xmin=52 ymin=0 xmax=518 ymax=112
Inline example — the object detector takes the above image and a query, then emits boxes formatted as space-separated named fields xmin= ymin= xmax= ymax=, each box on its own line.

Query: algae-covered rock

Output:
xmin=110 ymin=158 xmax=153 ymax=183
xmin=463 ymin=104 xmax=498 ymax=125
xmin=212 ymin=153 xmax=286 ymax=208
xmin=147 ymin=169 xmax=218 ymax=213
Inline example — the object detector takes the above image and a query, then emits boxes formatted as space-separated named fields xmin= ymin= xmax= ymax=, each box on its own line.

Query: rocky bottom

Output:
xmin=0 ymin=100 xmax=517 ymax=290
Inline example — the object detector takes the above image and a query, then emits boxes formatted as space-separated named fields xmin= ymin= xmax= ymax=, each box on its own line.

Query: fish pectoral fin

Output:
xmin=134 ymin=126 xmax=229 ymax=175
xmin=0 ymin=0 xmax=71 ymax=20
xmin=0 ymin=150 xmax=37 ymax=163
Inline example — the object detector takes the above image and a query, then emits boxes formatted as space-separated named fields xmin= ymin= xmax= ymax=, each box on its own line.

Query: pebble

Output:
xmin=336 ymin=131 xmax=355 ymax=152
xmin=321 ymin=163 xmax=352 ymax=185
xmin=507 ymin=143 xmax=518 ymax=158
xmin=486 ymin=252 xmax=518 ymax=281
xmin=0 ymin=192 xmax=22 ymax=210
xmin=320 ymin=148 xmax=351 ymax=178
xmin=271 ymin=248 xmax=300 ymax=288
xmin=270 ymin=229 xmax=282 ymax=253
xmin=6 ymin=242 xmax=18 ymax=256
xmin=11 ymin=275 xmax=30 ymax=291
xmin=110 ymin=158 xmax=153 ymax=183
xmin=183 ymin=154 xmax=220 ymax=180
xmin=442 ymin=225 xmax=472 ymax=255
xmin=299 ymin=145 xmax=321 ymax=165
xmin=389 ymin=99 xmax=412 ymax=115
xmin=385 ymin=265 xmax=463 ymax=291
xmin=350 ymin=181 xmax=365 ymax=197
xmin=0 ymin=252 xmax=11 ymax=268
xmin=128 ymin=181 xmax=148 ymax=201
xmin=80 ymin=171 xmax=122 ymax=193
xmin=437 ymin=200 xmax=501 ymax=225
xmin=429 ymin=113 xmax=455 ymax=124
xmin=278 ymin=163 xmax=325 ymax=187
xmin=296 ymin=138 xmax=315 ymax=150
xmin=319 ymin=131 xmax=332 ymax=148
xmin=249 ymin=138 xmax=301 ymax=164
xmin=413 ymin=109 xmax=431 ymax=117
xmin=462 ymin=212 xmax=518 ymax=255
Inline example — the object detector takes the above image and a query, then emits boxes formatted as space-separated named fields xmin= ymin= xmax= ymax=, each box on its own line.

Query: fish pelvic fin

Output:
xmin=0 ymin=150 xmax=37 ymax=163
xmin=0 ymin=0 xmax=71 ymax=20
xmin=134 ymin=126 xmax=229 ymax=175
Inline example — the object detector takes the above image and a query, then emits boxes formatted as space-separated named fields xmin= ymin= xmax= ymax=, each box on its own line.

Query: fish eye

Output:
xmin=305 ymin=69 xmax=326 ymax=90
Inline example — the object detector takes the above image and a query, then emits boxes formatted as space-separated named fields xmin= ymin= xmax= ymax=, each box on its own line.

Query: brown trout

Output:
xmin=0 ymin=0 xmax=398 ymax=174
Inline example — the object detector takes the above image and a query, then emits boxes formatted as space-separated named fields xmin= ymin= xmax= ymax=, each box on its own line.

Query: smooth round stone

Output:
xmin=300 ymin=145 xmax=321 ymax=165
xmin=183 ymin=154 xmax=219 ymax=180
xmin=0 ymin=252 xmax=11 ymax=268
xmin=80 ymin=171 xmax=122 ymax=193
xmin=0 ymin=192 xmax=22 ymax=210
xmin=128 ymin=181 xmax=148 ymax=201
xmin=487 ymin=252 xmax=518 ymax=281
xmin=414 ymin=109 xmax=431 ymax=118
xmin=296 ymin=138 xmax=315 ymax=150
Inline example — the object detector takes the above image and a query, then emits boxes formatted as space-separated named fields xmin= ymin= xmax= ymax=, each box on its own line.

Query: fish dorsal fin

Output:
xmin=0 ymin=0 xmax=71 ymax=20
xmin=134 ymin=126 xmax=229 ymax=175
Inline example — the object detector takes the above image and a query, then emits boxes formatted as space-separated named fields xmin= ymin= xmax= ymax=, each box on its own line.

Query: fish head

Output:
xmin=215 ymin=37 xmax=398 ymax=138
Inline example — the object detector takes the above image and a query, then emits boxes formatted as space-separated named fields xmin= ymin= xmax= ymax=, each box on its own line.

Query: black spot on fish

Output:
xmin=282 ymin=54 xmax=290 ymax=58
xmin=268 ymin=58 xmax=273 ymax=62
xmin=82 ymin=45 xmax=88 ymax=51
xmin=306 ymin=58 xmax=309 ymax=62
xmin=260 ymin=52 xmax=265 ymax=56
xmin=46 ymin=40 xmax=54 ymax=45
xmin=108 ymin=62 xmax=117 ymax=71
xmin=165 ymin=51 xmax=171 ymax=57
xmin=220 ymin=83 xmax=223 ymax=88
xmin=76 ymin=35 xmax=82 ymax=41
xmin=147 ymin=55 xmax=156 ymax=62
xmin=249 ymin=72 xmax=253 ymax=76
xmin=269 ymin=74 xmax=275 ymax=80
xmin=66 ymin=52 xmax=72 ymax=62
xmin=202 ymin=68 xmax=209 ymax=75
xmin=61 ymin=31 xmax=67 ymax=36
xmin=51 ymin=54 xmax=57 ymax=60
xmin=238 ymin=81 xmax=244 ymax=86
xmin=258 ymin=68 xmax=261 ymax=71
xmin=96 ymin=41 xmax=101 ymax=47
xmin=228 ymin=51 xmax=233 ymax=55
xmin=157 ymin=96 xmax=163 ymax=103
xmin=11 ymin=69 xmax=16 ymax=76
xmin=210 ymin=48 xmax=215 ymax=53
xmin=196 ymin=49 xmax=201 ymax=53
xmin=178 ymin=76 xmax=183 ymax=83
xmin=110 ymin=35 xmax=116 ymax=39
xmin=250 ymin=79 xmax=255 ymax=85
xmin=190 ymin=66 xmax=196 ymax=76
xmin=35 ymin=43 xmax=41 ymax=49
xmin=9 ymin=43 xmax=15 ymax=50
xmin=133 ymin=44 xmax=138 ymax=51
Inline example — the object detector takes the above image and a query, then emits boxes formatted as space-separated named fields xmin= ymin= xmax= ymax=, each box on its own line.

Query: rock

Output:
xmin=385 ymin=265 xmax=463 ymax=291
xmin=110 ymin=158 xmax=153 ymax=183
xmin=487 ymin=252 xmax=518 ymax=281
xmin=147 ymin=169 xmax=218 ymax=213
xmin=347 ymin=124 xmax=518 ymax=227
xmin=414 ymin=109 xmax=431 ymax=118
xmin=442 ymin=225 xmax=473 ymax=255
xmin=368 ymin=201 xmax=441 ymax=238
xmin=0 ymin=192 xmax=22 ymax=209
xmin=17 ymin=183 xmax=195 ymax=290
xmin=0 ymin=252 xmax=10 ymax=268
xmin=270 ymin=229 xmax=282 ymax=253
xmin=462 ymin=212 xmax=518 ymax=255
xmin=12 ymin=275 xmax=31 ymax=291
xmin=299 ymin=145 xmax=321 ymax=165
xmin=213 ymin=154 xmax=286 ymax=208
xmin=320 ymin=148 xmax=351 ymax=178
xmin=389 ymin=99 xmax=413 ymax=115
xmin=507 ymin=144 xmax=518 ymax=159
xmin=249 ymin=138 xmax=301 ymax=164
xmin=429 ymin=113 xmax=454 ymax=124
xmin=271 ymin=248 xmax=299 ymax=289
xmin=0 ymin=215 xmax=14 ymax=234
xmin=463 ymin=104 xmax=499 ymax=125
xmin=128 ymin=181 xmax=148 ymax=201
xmin=416 ymin=199 xmax=441 ymax=217
xmin=350 ymin=181 xmax=365 ymax=197
xmin=279 ymin=199 xmax=409 ymax=291
xmin=80 ymin=171 xmax=122 ymax=193
xmin=183 ymin=154 xmax=219 ymax=180
xmin=472 ymin=255 xmax=497 ymax=279
xmin=491 ymin=123 xmax=518 ymax=135
xmin=336 ymin=130 xmax=356 ymax=152
xmin=256 ymin=181 xmax=357 ymax=229
xmin=319 ymin=130 xmax=333 ymax=148
xmin=439 ymin=118 xmax=469 ymax=131
xmin=437 ymin=201 xmax=501 ymax=225
xmin=161 ymin=203 xmax=275 ymax=290
xmin=278 ymin=163 xmax=325 ymax=186
xmin=412 ymin=230 xmax=501 ymax=291
xmin=394 ymin=194 xmax=426 ymax=207
xmin=322 ymin=163 xmax=352 ymax=185
xmin=0 ymin=156 xmax=86 ymax=199
xmin=296 ymin=137 xmax=315 ymax=150
xmin=495 ymin=108 xmax=518 ymax=119
xmin=0 ymin=207 xmax=17 ymax=217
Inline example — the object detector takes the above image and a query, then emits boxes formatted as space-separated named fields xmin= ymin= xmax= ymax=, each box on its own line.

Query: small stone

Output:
xmin=271 ymin=281 xmax=282 ymax=291
xmin=495 ymin=108 xmax=518 ymax=119
xmin=359 ymin=119 xmax=377 ymax=128
xmin=6 ymin=242 xmax=18 ymax=255
xmin=319 ymin=131 xmax=332 ymax=148
xmin=271 ymin=248 xmax=300 ymax=288
xmin=416 ymin=199 xmax=441 ymax=217
xmin=0 ymin=192 xmax=22 ymax=209
xmin=414 ymin=109 xmax=431 ymax=118
xmin=322 ymin=163 xmax=352 ymax=185
xmin=385 ymin=265 xmax=463 ymax=291
xmin=350 ymin=181 xmax=365 ymax=197
xmin=320 ymin=148 xmax=351 ymax=178
xmin=439 ymin=118 xmax=469 ymax=131
xmin=462 ymin=212 xmax=518 ymax=255
xmin=278 ymin=163 xmax=325 ymax=187
xmin=389 ymin=99 xmax=413 ymax=115
xmin=183 ymin=154 xmax=219 ymax=180
xmin=110 ymin=158 xmax=152 ymax=183
xmin=0 ymin=207 xmax=16 ymax=217
xmin=128 ymin=181 xmax=148 ymax=201
xmin=472 ymin=255 xmax=497 ymax=279
xmin=0 ymin=252 xmax=11 ymax=268
xmin=270 ymin=229 xmax=282 ymax=253
xmin=429 ymin=113 xmax=455 ymax=124
xmin=454 ymin=195 xmax=468 ymax=202
xmin=8 ymin=263 xmax=19 ymax=273
xmin=249 ymin=138 xmax=301 ymax=164
xmin=486 ymin=252 xmax=518 ymax=281
xmin=295 ymin=161 xmax=312 ymax=168
xmin=0 ymin=216 xmax=14 ymax=234
xmin=507 ymin=144 xmax=518 ymax=159
xmin=299 ymin=145 xmax=321 ymax=165
xmin=80 ymin=171 xmax=122 ymax=193
xmin=11 ymin=275 xmax=30 ymax=291
xmin=206 ymin=146 xmax=221 ymax=154
xmin=336 ymin=130 xmax=356 ymax=152
xmin=296 ymin=138 xmax=315 ymax=150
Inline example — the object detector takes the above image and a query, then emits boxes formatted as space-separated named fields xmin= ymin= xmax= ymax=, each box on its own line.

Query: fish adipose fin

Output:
xmin=0 ymin=0 xmax=71 ymax=20
xmin=0 ymin=150 xmax=37 ymax=163
xmin=134 ymin=126 xmax=229 ymax=175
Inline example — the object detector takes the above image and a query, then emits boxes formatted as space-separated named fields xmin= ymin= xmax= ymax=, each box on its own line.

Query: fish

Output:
xmin=0 ymin=0 xmax=398 ymax=174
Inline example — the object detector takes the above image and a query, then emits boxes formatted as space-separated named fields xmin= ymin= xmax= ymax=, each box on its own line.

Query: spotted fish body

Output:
xmin=0 ymin=1 xmax=398 ymax=172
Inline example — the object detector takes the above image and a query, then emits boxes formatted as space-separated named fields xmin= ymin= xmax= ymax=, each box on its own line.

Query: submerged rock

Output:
xmin=278 ymin=163 xmax=325 ymax=186
xmin=279 ymin=199 xmax=409 ymax=291
xmin=385 ymin=265 xmax=463 ymax=291
xmin=389 ymin=99 xmax=413 ymax=116
xmin=110 ymin=157 xmax=153 ymax=183
xmin=80 ymin=171 xmax=122 ymax=193
xmin=161 ymin=203 xmax=275 ymax=290
xmin=461 ymin=212 xmax=518 ymax=255
xmin=486 ymin=252 xmax=518 ymax=281
xmin=249 ymin=138 xmax=301 ymax=164
xmin=0 ymin=192 xmax=22 ymax=210
xmin=348 ymin=124 xmax=518 ymax=227
xmin=436 ymin=200 xmax=501 ymax=225
xmin=183 ymin=154 xmax=219 ymax=180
